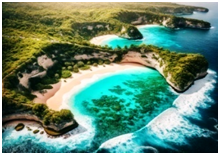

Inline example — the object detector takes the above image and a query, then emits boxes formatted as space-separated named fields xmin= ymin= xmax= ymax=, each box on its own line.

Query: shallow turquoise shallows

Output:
xmin=69 ymin=67 xmax=177 ymax=147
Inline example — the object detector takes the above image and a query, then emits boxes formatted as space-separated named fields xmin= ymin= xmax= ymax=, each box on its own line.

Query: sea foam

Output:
xmin=97 ymin=69 xmax=217 ymax=152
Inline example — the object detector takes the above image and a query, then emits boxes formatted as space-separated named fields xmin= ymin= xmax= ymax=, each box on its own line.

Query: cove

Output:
xmin=68 ymin=66 xmax=178 ymax=151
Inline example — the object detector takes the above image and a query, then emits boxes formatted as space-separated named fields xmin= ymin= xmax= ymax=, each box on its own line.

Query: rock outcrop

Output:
xmin=121 ymin=51 xmax=208 ymax=92
xmin=119 ymin=26 xmax=143 ymax=40
xmin=3 ymin=113 xmax=78 ymax=136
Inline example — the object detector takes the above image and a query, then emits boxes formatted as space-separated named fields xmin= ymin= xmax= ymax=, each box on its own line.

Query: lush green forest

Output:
xmin=2 ymin=2 xmax=210 ymax=133
xmin=2 ymin=2 xmax=210 ymax=79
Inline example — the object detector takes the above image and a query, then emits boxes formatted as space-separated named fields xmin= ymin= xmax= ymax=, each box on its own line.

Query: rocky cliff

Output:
xmin=119 ymin=26 xmax=143 ymax=40
xmin=3 ymin=113 xmax=78 ymax=136
xmin=121 ymin=50 xmax=208 ymax=92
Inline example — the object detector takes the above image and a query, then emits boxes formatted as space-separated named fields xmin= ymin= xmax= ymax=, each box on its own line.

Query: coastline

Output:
xmin=135 ymin=24 xmax=160 ymax=28
xmin=33 ymin=82 xmax=61 ymax=104
xmin=89 ymin=24 xmax=160 ymax=46
xmin=34 ymin=63 xmax=144 ymax=111
xmin=89 ymin=34 xmax=118 ymax=46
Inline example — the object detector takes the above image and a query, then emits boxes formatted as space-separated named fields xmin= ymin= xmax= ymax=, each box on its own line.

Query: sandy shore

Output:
xmin=33 ymin=82 xmax=61 ymax=104
xmin=36 ymin=63 xmax=143 ymax=111
xmin=90 ymin=34 xmax=118 ymax=46
xmin=89 ymin=24 xmax=160 ymax=46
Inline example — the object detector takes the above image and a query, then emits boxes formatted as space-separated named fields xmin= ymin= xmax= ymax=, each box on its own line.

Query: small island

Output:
xmin=2 ymin=2 xmax=215 ymax=153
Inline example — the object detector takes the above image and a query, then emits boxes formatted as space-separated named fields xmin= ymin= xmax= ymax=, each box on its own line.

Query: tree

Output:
xmin=43 ymin=112 xmax=51 ymax=125
xmin=32 ymin=103 xmax=48 ymax=118
xmin=59 ymin=109 xmax=73 ymax=121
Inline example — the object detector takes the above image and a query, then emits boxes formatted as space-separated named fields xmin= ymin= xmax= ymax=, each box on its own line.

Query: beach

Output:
xmin=33 ymin=63 xmax=144 ymax=111
xmin=89 ymin=34 xmax=118 ymax=46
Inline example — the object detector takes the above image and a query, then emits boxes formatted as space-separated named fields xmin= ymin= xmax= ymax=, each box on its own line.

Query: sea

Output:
xmin=2 ymin=2 xmax=218 ymax=153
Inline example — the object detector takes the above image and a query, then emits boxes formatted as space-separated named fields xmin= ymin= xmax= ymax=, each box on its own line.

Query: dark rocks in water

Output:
xmin=96 ymin=148 xmax=110 ymax=153
xmin=40 ymin=131 xmax=44 ymax=134
xmin=15 ymin=123 xmax=25 ymax=131
xmin=26 ymin=126 xmax=32 ymax=131
xmin=33 ymin=129 xmax=40 ymax=134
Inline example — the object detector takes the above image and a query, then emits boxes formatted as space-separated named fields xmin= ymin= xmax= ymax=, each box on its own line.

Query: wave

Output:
xmin=97 ymin=69 xmax=217 ymax=153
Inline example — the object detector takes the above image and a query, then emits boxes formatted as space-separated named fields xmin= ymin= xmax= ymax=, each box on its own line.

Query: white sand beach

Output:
xmin=33 ymin=63 xmax=143 ymax=111
xmin=89 ymin=34 xmax=118 ymax=46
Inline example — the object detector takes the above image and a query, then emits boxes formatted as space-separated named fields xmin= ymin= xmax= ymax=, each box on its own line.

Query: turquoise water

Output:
xmin=98 ymin=2 xmax=218 ymax=153
xmin=2 ymin=2 xmax=218 ymax=153
xmin=69 ymin=67 xmax=177 ymax=147
xmin=2 ymin=67 xmax=178 ymax=153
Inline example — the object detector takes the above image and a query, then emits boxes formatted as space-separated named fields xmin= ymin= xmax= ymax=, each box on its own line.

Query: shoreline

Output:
xmin=33 ymin=63 xmax=144 ymax=111
xmin=89 ymin=24 xmax=160 ymax=46
xmin=33 ymin=82 xmax=61 ymax=104
xmin=135 ymin=24 xmax=160 ymax=28
xmin=89 ymin=34 xmax=118 ymax=46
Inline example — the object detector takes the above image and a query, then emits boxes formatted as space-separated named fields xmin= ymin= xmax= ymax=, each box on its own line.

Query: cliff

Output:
xmin=119 ymin=26 xmax=143 ymax=40
xmin=164 ymin=16 xmax=211 ymax=29
xmin=115 ymin=10 xmax=211 ymax=29
xmin=121 ymin=47 xmax=208 ymax=92
xmin=3 ymin=113 xmax=78 ymax=136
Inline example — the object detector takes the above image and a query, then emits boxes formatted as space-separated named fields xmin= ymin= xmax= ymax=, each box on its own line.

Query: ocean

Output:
xmin=2 ymin=2 xmax=218 ymax=153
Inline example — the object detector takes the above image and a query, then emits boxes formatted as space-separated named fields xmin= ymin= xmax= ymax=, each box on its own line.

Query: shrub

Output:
xmin=87 ymin=61 xmax=91 ymax=65
xmin=67 ymin=66 xmax=73 ymax=70
xmin=43 ymin=112 xmax=52 ymax=125
xmin=104 ymin=60 xmax=111 ymax=64
xmin=73 ymin=64 xmax=78 ymax=69
xmin=59 ymin=109 xmax=74 ymax=121
xmin=93 ymin=63 xmax=98 ymax=67
xmin=80 ymin=65 xmax=90 ymax=70
xmin=64 ymin=62 xmax=72 ymax=66
xmin=77 ymin=61 xmax=84 ymax=67
xmin=61 ymin=70 xmax=71 ymax=78
xmin=98 ymin=60 xmax=103 ymax=65
xmin=73 ymin=68 xmax=79 ymax=73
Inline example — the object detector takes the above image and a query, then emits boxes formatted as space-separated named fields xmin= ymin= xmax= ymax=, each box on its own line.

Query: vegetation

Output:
xmin=31 ymin=103 xmax=74 ymax=125
xmin=81 ymin=75 xmax=177 ymax=146
xmin=80 ymin=65 xmax=90 ymax=70
xmin=61 ymin=70 xmax=72 ymax=78
xmin=138 ymin=44 xmax=208 ymax=89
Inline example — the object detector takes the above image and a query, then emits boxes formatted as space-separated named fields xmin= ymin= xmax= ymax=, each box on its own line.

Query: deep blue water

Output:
xmin=2 ymin=2 xmax=218 ymax=153
xmin=99 ymin=2 xmax=218 ymax=153
xmin=102 ymin=3 xmax=218 ymax=72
